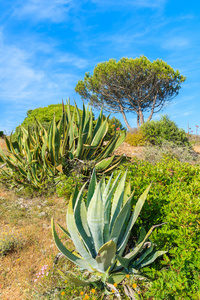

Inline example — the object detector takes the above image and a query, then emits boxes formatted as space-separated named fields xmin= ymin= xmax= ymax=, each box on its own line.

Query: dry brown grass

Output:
xmin=0 ymin=137 xmax=7 ymax=154
xmin=0 ymin=188 xmax=69 ymax=299
xmin=113 ymin=141 xmax=144 ymax=160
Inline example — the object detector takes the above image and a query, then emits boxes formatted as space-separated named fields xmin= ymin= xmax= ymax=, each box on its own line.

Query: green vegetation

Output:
xmin=116 ymin=157 xmax=200 ymax=299
xmin=140 ymin=115 xmax=190 ymax=146
xmin=0 ymin=100 xmax=125 ymax=189
xmin=0 ymin=153 xmax=199 ymax=299
xmin=0 ymin=229 xmax=25 ymax=256
xmin=0 ymin=97 xmax=199 ymax=299
xmin=52 ymin=170 xmax=166 ymax=295
xmin=75 ymin=56 xmax=186 ymax=130
xmin=104 ymin=116 xmax=126 ymax=141
xmin=125 ymin=129 xmax=146 ymax=146
xmin=15 ymin=103 xmax=83 ymax=134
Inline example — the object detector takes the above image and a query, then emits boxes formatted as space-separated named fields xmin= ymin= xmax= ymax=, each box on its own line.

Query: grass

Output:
xmin=0 ymin=189 xmax=68 ymax=299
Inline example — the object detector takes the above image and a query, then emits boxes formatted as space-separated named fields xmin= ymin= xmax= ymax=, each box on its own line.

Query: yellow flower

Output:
xmin=113 ymin=283 xmax=117 ymax=287
xmin=132 ymin=283 xmax=137 ymax=289
xmin=64 ymin=280 xmax=67 ymax=283
xmin=91 ymin=288 xmax=95 ymax=294
xmin=111 ymin=289 xmax=115 ymax=293
xmin=85 ymin=295 xmax=89 ymax=299
xmin=80 ymin=291 xmax=84 ymax=295
xmin=126 ymin=274 xmax=130 ymax=278
xmin=61 ymin=291 xmax=65 ymax=296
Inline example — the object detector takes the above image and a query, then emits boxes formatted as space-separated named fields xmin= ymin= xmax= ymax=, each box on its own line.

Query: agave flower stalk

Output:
xmin=52 ymin=170 xmax=167 ymax=288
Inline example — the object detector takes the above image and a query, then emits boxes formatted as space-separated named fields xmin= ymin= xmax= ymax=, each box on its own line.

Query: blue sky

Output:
xmin=0 ymin=0 xmax=199 ymax=134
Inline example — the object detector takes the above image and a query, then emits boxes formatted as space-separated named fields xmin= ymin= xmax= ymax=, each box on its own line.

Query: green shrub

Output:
xmin=0 ymin=131 xmax=4 ymax=137
xmin=143 ymin=141 xmax=199 ymax=164
xmin=140 ymin=115 xmax=190 ymax=146
xmin=125 ymin=129 xmax=146 ymax=146
xmin=115 ymin=158 xmax=200 ymax=299
xmin=14 ymin=103 xmax=84 ymax=139
xmin=0 ymin=229 xmax=25 ymax=256
xmin=55 ymin=173 xmax=83 ymax=199
xmin=104 ymin=116 xmax=126 ymax=141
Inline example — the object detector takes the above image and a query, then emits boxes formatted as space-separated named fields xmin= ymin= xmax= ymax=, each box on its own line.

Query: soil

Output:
xmin=0 ymin=137 xmax=7 ymax=153
xmin=113 ymin=141 xmax=144 ymax=159
xmin=193 ymin=145 xmax=200 ymax=153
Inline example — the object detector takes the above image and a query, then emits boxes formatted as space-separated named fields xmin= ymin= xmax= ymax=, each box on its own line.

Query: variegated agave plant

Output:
xmin=0 ymin=100 xmax=126 ymax=187
xmin=52 ymin=170 xmax=167 ymax=289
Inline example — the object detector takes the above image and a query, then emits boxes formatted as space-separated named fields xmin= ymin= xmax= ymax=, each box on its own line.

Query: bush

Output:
xmin=14 ymin=103 xmax=84 ymax=138
xmin=140 ymin=115 xmax=190 ymax=146
xmin=115 ymin=158 xmax=200 ymax=299
xmin=143 ymin=140 xmax=199 ymax=164
xmin=56 ymin=173 xmax=83 ymax=199
xmin=103 ymin=116 xmax=126 ymax=141
xmin=0 ymin=131 xmax=4 ymax=137
xmin=125 ymin=128 xmax=146 ymax=146
xmin=0 ymin=229 xmax=25 ymax=256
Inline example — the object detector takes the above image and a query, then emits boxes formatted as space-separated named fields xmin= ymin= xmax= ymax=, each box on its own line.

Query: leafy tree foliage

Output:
xmin=15 ymin=103 xmax=83 ymax=134
xmin=0 ymin=131 xmax=4 ymax=138
xmin=75 ymin=56 xmax=186 ymax=130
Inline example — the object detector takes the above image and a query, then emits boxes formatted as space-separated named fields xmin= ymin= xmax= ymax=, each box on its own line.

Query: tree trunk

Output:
xmin=137 ymin=115 xmax=140 ymax=129
xmin=120 ymin=109 xmax=132 ymax=131
xmin=147 ymin=110 xmax=154 ymax=122
xmin=139 ymin=109 xmax=144 ymax=125
xmin=147 ymin=96 xmax=157 ymax=122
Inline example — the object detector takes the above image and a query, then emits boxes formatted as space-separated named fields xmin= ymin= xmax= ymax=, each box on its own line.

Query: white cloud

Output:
xmin=0 ymin=32 xmax=84 ymax=131
xmin=91 ymin=0 xmax=166 ymax=8
xmin=13 ymin=0 xmax=74 ymax=23
xmin=182 ymin=111 xmax=193 ymax=116
xmin=57 ymin=54 xmax=89 ymax=69
xmin=162 ymin=37 xmax=190 ymax=49
xmin=127 ymin=0 xmax=166 ymax=8
xmin=0 ymin=44 xmax=44 ymax=102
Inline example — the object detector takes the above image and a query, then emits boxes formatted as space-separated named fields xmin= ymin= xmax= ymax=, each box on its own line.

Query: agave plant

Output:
xmin=0 ymin=100 xmax=126 ymax=187
xmin=52 ymin=170 xmax=167 ymax=291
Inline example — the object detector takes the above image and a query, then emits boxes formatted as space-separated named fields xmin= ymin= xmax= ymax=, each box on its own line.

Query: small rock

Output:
xmin=38 ymin=211 xmax=48 ymax=217
xmin=20 ymin=203 xmax=29 ymax=210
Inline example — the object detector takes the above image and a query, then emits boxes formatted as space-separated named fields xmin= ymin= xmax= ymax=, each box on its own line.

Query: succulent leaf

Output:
xmin=66 ymin=188 xmax=98 ymax=269
xmin=87 ymin=182 xmax=104 ymax=253
xmin=95 ymin=240 xmax=117 ymax=273
xmin=136 ymin=250 xmax=167 ymax=268
xmin=107 ymin=271 xmax=127 ymax=284
xmin=51 ymin=218 xmax=94 ymax=271
xmin=86 ymin=169 xmax=97 ymax=208
xmin=118 ymin=184 xmax=152 ymax=255
xmin=110 ymin=171 xmax=127 ymax=231
xmin=110 ymin=191 xmax=135 ymax=244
